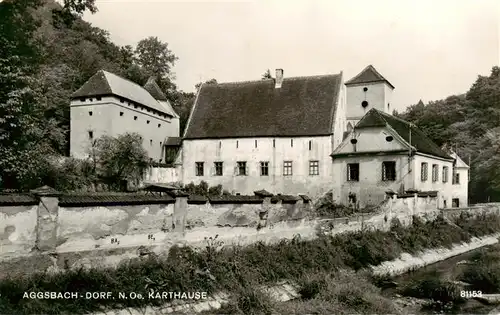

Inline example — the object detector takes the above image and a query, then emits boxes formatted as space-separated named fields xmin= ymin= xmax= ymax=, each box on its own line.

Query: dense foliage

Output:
xmin=397 ymin=67 xmax=500 ymax=203
xmin=0 ymin=0 xmax=195 ymax=191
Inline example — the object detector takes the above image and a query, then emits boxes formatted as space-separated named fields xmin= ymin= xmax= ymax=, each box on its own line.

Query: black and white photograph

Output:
xmin=0 ymin=0 xmax=499 ymax=314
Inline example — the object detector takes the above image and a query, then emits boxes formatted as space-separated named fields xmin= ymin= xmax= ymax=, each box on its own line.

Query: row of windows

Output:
xmin=224 ymin=139 xmax=315 ymax=150
xmin=87 ymin=111 xmax=164 ymax=128
xmin=347 ymin=161 xmax=396 ymax=182
xmin=421 ymin=162 xmax=460 ymax=184
xmin=79 ymin=96 xmax=170 ymax=119
xmin=87 ymin=131 xmax=163 ymax=147
xmin=346 ymin=161 xmax=461 ymax=185
xmin=195 ymin=160 xmax=320 ymax=177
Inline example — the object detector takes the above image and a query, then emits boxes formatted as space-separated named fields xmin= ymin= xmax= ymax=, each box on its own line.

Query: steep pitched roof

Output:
xmin=143 ymin=77 xmax=168 ymax=102
xmin=183 ymin=73 xmax=343 ymax=139
xmin=449 ymin=151 xmax=470 ymax=169
xmin=71 ymin=70 xmax=171 ymax=116
xmin=355 ymin=109 xmax=451 ymax=159
xmin=345 ymin=65 xmax=394 ymax=89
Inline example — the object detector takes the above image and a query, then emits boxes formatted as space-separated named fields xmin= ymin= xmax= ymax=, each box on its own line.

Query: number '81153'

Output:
xmin=460 ymin=291 xmax=482 ymax=298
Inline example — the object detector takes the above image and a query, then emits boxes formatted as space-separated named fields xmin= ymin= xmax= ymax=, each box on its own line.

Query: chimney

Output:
xmin=275 ymin=69 xmax=284 ymax=89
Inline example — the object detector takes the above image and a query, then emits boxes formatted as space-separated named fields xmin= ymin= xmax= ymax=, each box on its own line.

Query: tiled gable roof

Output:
xmin=143 ymin=77 xmax=168 ymax=102
xmin=164 ymin=137 xmax=182 ymax=146
xmin=356 ymin=109 xmax=451 ymax=159
xmin=183 ymin=73 xmax=343 ymax=139
xmin=345 ymin=65 xmax=394 ymax=89
xmin=71 ymin=70 xmax=172 ymax=116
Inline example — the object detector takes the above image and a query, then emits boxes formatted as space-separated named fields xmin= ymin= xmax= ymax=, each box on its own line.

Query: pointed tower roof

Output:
xmin=417 ymin=99 xmax=425 ymax=106
xmin=143 ymin=77 xmax=168 ymax=102
xmin=345 ymin=65 xmax=395 ymax=89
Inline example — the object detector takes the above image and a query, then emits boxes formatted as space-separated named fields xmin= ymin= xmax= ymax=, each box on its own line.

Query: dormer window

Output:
xmin=96 ymin=96 xmax=102 ymax=101
xmin=120 ymin=98 xmax=125 ymax=103
xmin=79 ymin=97 xmax=86 ymax=102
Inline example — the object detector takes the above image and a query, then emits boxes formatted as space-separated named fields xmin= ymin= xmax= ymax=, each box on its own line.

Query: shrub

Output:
xmin=459 ymin=246 xmax=500 ymax=293
xmin=401 ymin=272 xmax=466 ymax=312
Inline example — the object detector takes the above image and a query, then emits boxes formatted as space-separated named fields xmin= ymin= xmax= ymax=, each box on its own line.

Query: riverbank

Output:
xmin=1 ymin=212 xmax=500 ymax=314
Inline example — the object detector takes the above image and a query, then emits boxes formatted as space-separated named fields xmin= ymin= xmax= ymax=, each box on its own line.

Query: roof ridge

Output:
xmin=101 ymin=70 xmax=150 ymax=90
xmin=210 ymin=73 xmax=342 ymax=87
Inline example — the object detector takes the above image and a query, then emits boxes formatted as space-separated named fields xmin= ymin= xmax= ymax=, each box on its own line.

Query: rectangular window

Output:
xmin=347 ymin=163 xmax=359 ymax=181
xmin=237 ymin=161 xmax=247 ymax=176
xmin=260 ymin=162 xmax=269 ymax=176
xmin=236 ymin=140 xmax=239 ymax=148
xmin=273 ymin=139 xmax=275 ymax=148
xmin=432 ymin=164 xmax=439 ymax=182
xmin=283 ymin=161 xmax=293 ymax=176
xmin=88 ymin=111 xmax=93 ymax=116
xmin=150 ymin=139 xmax=153 ymax=146
xmin=214 ymin=162 xmax=223 ymax=176
xmin=158 ymin=124 xmax=161 ymax=128
xmin=309 ymin=160 xmax=319 ymax=175
xmin=134 ymin=116 xmax=138 ymax=120
xmin=88 ymin=131 xmax=93 ymax=140
xmin=291 ymin=139 xmax=293 ymax=147
xmin=195 ymin=162 xmax=204 ymax=176
xmin=120 ymin=112 xmax=124 ymax=116
xmin=453 ymin=172 xmax=460 ymax=185
xmin=382 ymin=161 xmax=396 ymax=181
xmin=442 ymin=166 xmax=449 ymax=183
xmin=308 ymin=140 xmax=312 ymax=151
xmin=421 ymin=162 xmax=428 ymax=181
xmin=452 ymin=198 xmax=460 ymax=208
xmin=255 ymin=140 xmax=257 ymax=148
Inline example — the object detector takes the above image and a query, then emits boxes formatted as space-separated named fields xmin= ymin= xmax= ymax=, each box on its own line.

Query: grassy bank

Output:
xmin=1 ymin=212 xmax=499 ymax=314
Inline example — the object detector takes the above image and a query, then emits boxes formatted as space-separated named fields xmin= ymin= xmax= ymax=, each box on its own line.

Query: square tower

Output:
xmin=345 ymin=65 xmax=394 ymax=127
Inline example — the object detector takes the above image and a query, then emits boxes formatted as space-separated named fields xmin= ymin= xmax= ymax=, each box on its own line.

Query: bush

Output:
xmin=292 ymin=271 xmax=396 ymax=315
xmin=459 ymin=246 xmax=500 ymax=293
xmin=401 ymin=272 xmax=466 ymax=312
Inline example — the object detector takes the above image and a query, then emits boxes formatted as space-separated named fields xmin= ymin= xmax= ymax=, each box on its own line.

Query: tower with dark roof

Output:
xmin=69 ymin=70 xmax=180 ymax=161
xmin=344 ymin=65 xmax=394 ymax=128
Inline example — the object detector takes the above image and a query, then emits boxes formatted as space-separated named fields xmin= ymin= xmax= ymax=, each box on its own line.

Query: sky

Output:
xmin=83 ymin=0 xmax=500 ymax=112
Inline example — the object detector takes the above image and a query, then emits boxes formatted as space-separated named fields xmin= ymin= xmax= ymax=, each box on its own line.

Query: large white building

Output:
xmin=177 ymin=65 xmax=469 ymax=206
xmin=70 ymin=70 xmax=180 ymax=161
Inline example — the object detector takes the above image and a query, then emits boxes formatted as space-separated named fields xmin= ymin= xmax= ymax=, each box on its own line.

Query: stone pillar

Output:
xmin=172 ymin=191 xmax=189 ymax=233
xmin=31 ymin=186 xmax=61 ymax=252
xmin=254 ymin=190 xmax=273 ymax=229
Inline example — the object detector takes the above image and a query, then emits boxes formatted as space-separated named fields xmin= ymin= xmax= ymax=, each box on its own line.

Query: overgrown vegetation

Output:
xmin=182 ymin=180 xmax=232 ymax=197
xmin=1 ymin=213 xmax=500 ymax=314
xmin=400 ymin=271 xmax=466 ymax=313
xmin=314 ymin=190 xmax=378 ymax=217
xmin=458 ymin=245 xmax=500 ymax=294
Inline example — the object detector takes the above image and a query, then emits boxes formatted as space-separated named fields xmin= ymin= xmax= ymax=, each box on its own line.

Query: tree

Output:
xmin=91 ymin=133 xmax=150 ymax=191
xmin=134 ymin=36 xmax=178 ymax=92
xmin=0 ymin=0 xmax=98 ymax=189
xmin=261 ymin=69 xmax=272 ymax=79
xmin=195 ymin=78 xmax=217 ymax=91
